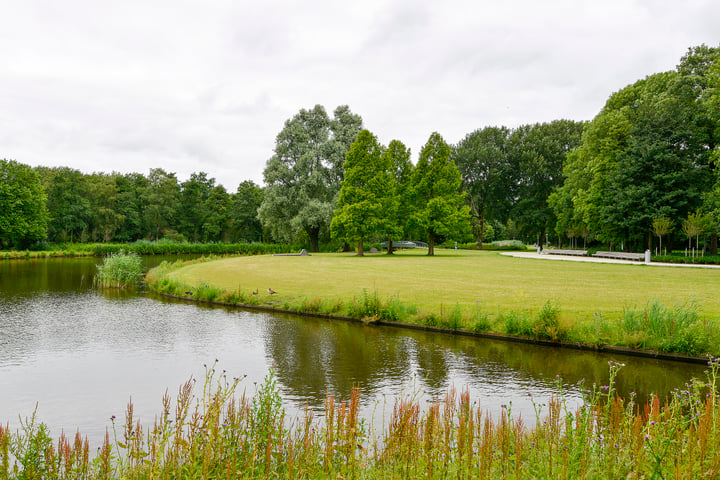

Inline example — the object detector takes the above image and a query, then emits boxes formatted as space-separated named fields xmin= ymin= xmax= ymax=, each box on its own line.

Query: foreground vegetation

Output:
xmin=146 ymin=250 xmax=720 ymax=357
xmin=3 ymin=360 xmax=720 ymax=478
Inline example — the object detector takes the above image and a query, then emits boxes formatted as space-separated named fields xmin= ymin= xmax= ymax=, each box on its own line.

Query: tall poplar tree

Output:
xmin=381 ymin=140 xmax=413 ymax=254
xmin=410 ymin=132 xmax=472 ymax=255
xmin=330 ymin=130 xmax=391 ymax=255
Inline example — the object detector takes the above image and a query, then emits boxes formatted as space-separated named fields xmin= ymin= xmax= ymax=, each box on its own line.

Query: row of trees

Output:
xmin=0 ymin=160 xmax=265 ymax=249
xmin=3 ymin=45 xmax=719 ymax=253
xmin=331 ymin=130 xmax=470 ymax=255
xmin=256 ymin=105 xmax=587 ymax=253
xmin=548 ymin=45 xmax=720 ymax=252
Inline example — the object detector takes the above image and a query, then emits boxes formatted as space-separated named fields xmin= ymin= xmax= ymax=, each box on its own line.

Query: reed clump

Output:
xmin=4 ymin=359 xmax=720 ymax=478
xmin=94 ymin=251 xmax=143 ymax=289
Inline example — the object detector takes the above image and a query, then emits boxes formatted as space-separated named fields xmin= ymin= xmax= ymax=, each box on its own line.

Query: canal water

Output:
xmin=0 ymin=257 xmax=708 ymax=447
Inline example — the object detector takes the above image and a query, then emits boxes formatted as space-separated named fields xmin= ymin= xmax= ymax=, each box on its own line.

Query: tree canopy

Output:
xmin=330 ymin=130 xmax=392 ymax=255
xmin=411 ymin=133 xmax=472 ymax=255
xmin=0 ymin=159 xmax=48 ymax=249
xmin=550 ymin=45 xmax=720 ymax=250
xmin=258 ymin=105 xmax=363 ymax=251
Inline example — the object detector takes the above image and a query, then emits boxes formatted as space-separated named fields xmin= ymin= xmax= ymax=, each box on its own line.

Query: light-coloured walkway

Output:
xmin=501 ymin=251 xmax=720 ymax=269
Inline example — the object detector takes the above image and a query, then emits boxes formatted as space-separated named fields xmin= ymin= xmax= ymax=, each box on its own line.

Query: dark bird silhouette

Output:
xmin=268 ymin=288 xmax=277 ymax=295
xmin=185 ymin=291 xmax=193 ymax=296
xmin=252 ymin=289 xmax=258 ymax=295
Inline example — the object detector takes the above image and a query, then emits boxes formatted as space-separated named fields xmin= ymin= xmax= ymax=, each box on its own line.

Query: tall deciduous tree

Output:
xmin=552 ymin=45 xmax=719 ymax=251
xmin=202 ymin=184 xmax=232 ymax=242
xmin=143 ymin=168 xmax=180 ymax=240
xmin=508 ymin=120 xmax=584 ymax=245
xmin=453 ymin=126 xmax=512 ymax=247
xmin=0 ymin=159 xmax=48 ymax=249
xmin=330 ymin=130 xmax=391 ymax=255
xmin=232 ymin=181 xmax=264 ymax=242
xmin=44 ymin=167 xmax=92 ymax=243
xmin=381 ymin=140 xmax=413 ymax=254
xmin=178 ymin=172 xmax=215 ymax=242
xmin=258 ymin=105 xmax=362 ymax=251
xmin=410 ymin=132 xmax=472 ymax=256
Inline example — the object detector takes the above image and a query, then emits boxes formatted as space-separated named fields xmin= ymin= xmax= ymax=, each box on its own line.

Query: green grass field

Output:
xmin=165 ymin=248 xmax=719 ymax=321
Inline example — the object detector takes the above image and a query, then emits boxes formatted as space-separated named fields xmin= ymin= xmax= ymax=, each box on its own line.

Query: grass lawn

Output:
xmin=164 ymin=248 xmax=720 ymax=323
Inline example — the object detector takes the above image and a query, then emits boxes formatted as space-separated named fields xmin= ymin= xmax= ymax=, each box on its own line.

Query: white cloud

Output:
xmin=1 ymin=0 xmax=718 ymax=190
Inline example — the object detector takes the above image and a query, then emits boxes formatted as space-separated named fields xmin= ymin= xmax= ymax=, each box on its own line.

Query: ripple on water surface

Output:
xmin=0 ymin=259 xmax=708 ymax=448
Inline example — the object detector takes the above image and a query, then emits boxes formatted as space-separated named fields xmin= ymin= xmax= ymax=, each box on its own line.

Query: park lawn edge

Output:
xmin=145 ymin=253 xmax=714 ymax=364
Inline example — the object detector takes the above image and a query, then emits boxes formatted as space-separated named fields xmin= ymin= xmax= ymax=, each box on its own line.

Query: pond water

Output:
xmin=0 ymin=257 xmax=708 ymax=447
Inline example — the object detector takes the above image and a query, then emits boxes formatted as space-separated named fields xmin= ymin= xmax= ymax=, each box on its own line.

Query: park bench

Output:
xmin=592 ymin=251 xmax=645 ymax=261
xmin=543 ymin=249 xmax=588 ymax=256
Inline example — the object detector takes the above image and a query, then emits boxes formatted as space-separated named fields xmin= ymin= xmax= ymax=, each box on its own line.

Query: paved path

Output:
xmin=500 ymin=251 xmax=720 ymax=269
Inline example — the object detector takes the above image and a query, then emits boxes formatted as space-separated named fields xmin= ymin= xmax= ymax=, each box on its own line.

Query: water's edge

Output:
xmin=156 ymin=291 xmax=708 ymax=365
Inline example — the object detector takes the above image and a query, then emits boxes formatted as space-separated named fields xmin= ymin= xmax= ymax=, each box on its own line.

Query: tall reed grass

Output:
xmin=94 ymin=251 xmax=143 ymax=289
xmin=4 ymin=360 xmax=720 ymax=478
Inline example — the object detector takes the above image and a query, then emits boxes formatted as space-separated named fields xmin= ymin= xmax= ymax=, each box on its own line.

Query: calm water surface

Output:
xmin=0 ymin=257 xmax=708 ymax=447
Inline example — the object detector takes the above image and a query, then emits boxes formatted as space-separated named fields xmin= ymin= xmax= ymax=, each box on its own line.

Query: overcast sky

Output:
xmin=2 ymin=1 xmax=718 ymax=191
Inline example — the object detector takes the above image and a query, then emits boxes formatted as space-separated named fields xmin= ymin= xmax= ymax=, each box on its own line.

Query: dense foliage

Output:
xmin=0 ymin=159 xmax=48 ymax=249
xmin=2 ymin=45 xmax=719 ymax=254
xmin=549 ymin=45 xmax=720 ymax=252
xmin=258 ymin=105 xmax=363 ymax=252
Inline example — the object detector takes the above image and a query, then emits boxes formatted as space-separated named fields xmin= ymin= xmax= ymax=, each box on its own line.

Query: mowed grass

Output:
xmin=164 ymin=249 xmax=720 ymax=322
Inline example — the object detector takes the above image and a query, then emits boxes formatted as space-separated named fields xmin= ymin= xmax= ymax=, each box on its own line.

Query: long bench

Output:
xmin=543 ymin=249 xmax=588 ymax=256
xmin=592 ymin=251 xmax=645 ymax=261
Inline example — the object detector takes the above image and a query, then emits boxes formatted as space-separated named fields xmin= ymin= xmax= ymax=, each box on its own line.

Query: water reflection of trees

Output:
xmin=265 ymin=316 xmax=707 ymax=409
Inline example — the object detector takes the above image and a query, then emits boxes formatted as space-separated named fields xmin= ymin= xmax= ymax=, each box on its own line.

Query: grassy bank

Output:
xmin=3 ymin=361 xmax=720 ymax=478
xmin=146 ymin=250 xmax=720 ymax=356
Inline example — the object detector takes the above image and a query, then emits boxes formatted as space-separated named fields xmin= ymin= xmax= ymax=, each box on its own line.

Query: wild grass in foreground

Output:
xmin=3 ymin=360 xmax=720 ymax=479
xmin=94 ymin=251 xmax=143 ymax=289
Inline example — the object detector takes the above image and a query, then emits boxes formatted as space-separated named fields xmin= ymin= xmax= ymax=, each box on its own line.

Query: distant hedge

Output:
xmin=89 ymin=241 xmax=294 ymax=256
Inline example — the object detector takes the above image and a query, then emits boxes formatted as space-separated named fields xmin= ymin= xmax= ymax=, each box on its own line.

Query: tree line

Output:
xmin=2 ymin=44 xmax=719 ymax=254
xmin=0 ymin=162 xmax=265 ymax=248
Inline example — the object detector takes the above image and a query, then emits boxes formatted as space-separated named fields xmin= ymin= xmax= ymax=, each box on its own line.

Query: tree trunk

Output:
xmin=386 ymin=238 xmax=394 ymax=255
xmin=308 ymin=227 xmax=320 ymax=252
xmin=428 ymin=230 xmax=435 ymax=256
xmin=357 ymin=238 xmax=364 ymax=256
xmin=710 ymin=234 xmax=718 ymax=255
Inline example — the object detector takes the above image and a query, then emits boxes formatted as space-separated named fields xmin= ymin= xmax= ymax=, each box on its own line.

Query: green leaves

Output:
xmin=259 ymin=105 xmax=363 ymax=251
xmin=331 ymin=130 xmax=393 ymax=255
xmin=0 ymin=159 xmax=49 ymax=249
xmin=411 ymin=133 xmax=472 ymax=255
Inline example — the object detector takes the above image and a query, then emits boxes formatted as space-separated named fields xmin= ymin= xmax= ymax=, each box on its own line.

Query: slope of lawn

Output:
xmin=150 ymin=249 xmax=720 ymax=355
xmin=162 ymin=249 xmax=718 ymax=318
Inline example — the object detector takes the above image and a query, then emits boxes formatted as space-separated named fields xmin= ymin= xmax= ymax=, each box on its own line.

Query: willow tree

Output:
xmin=258 ymin=105 xmax=362 ymax=251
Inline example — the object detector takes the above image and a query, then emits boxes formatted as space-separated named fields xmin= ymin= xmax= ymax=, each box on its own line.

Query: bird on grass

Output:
xmin=252 ymin=289 xmax=259 ymax=295
xmin=185 ymin=291 xmax=193 ymax=296
xmin=268 ymin=288 xmax=277 ymax=295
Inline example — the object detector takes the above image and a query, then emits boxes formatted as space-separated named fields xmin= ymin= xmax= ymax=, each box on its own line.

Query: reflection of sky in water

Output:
xmin=0 ymin=260 xmax=707 ymax=449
